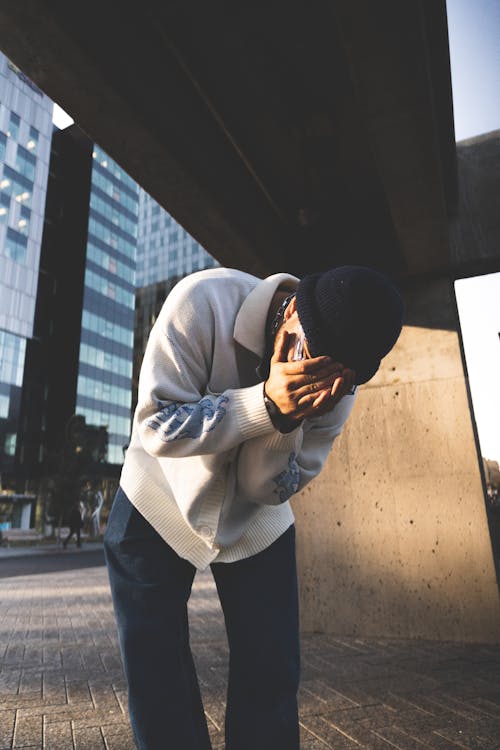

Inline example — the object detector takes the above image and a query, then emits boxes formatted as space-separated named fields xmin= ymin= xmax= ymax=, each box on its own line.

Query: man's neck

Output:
xmin=259 ymin=290 xmax=294 ymax=380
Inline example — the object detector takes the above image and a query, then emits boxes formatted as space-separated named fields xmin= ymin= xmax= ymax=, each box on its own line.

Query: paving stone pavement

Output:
xmin=1 ymin=546 xmax=500 ymax=749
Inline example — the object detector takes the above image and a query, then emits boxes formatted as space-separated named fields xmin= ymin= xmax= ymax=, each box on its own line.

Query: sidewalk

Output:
xmin=0 ymin=542 xmax=104 ymax=559
xmin=1 ymin=547 xmax=500 ymax=749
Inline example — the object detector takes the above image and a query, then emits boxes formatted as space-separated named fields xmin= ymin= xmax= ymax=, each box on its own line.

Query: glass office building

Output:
xmin=0 ymin=51 xmax=53 ymax=475
xmin=20 ymin=126 xmax=138 ymax=481
xmin=75 ymin=145 xmax=138 ymax=465
xmin=132 ymin=189 xmax=217 ymax=411
xmin=136 ymin=188 xmax=217 ymax=287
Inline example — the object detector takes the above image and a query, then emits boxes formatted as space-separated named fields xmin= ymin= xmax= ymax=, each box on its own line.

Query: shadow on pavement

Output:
xmin=0 ymin=548 xmax=106 ymax=579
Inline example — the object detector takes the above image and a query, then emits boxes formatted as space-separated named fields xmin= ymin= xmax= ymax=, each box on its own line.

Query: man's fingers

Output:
xmin=271 ymin=328 xmax=291 ymax=364
xmin=312 ymin=390 xmax=330 ymax=409
xmin=296 ymin=387 xmax=330 ymax=409
xmin=293 ymin=373 xmax=342 ymax=401
xmin=330 ymin=376 xmax=345 ymax=399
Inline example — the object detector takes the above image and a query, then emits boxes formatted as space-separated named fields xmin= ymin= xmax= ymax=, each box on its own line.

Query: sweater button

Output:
xmin=198 ymin=526 xmax=212 ymax=539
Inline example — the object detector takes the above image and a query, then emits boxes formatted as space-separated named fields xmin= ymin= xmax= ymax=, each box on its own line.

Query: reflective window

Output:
xmin=92 ymin=144 xmax=138 ymax=192
xmin=5 ymin=227 xmax=28 ymax=262
xmin=77 ymin=374 xmax=132 ymax=409
xmin=0 ymin=132 xmax=6 ymax=161
xmin=86 ymin=241 xmax=135 ymax=285
xmin=90 ymin=169 xmax=138 ymax=213
xmin=1 ymin=167 xmax=32 ymax=207
xmin=84 ymin=268 xmax=135 ymax=309
xmin=89 ymin=192 xmax=137 ymax=238
xmin=0 ymin=331 xmax=26 ymax=386
xmin=0 ymin=193 xmax=9 ymax=224
xmin=4 ymin=433 xmax=16 ymax=456
xmin=88 ymin=217 xmax=136 ymax=258
xmin=26 ymin=126 xmax=39 ymax=152
xmin=7 ymin=111 xmax=20 ymax=140
xmin=108 ymin=444 xmax=125 ymax=464
xmin=16 ymin=145 xmax=37 ymax=181
xmin=79 ymin=342 xmax=133 ymax=378
xmin=81 ymin=310 xmax=134 ymax=348
xmin=0 ymin=394 xmax=9 ymax=418
xmin=76 ymin=407 xmax=131 ymax=442
xmin=17 ymin=204 xmax=30 ymax=235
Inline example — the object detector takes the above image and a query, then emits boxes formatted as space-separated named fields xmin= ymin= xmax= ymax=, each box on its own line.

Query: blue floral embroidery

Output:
xmin=273 ymin=452 xmax=300 ymax=503
xmin=147 ymin=395 xmax=229 ymax=441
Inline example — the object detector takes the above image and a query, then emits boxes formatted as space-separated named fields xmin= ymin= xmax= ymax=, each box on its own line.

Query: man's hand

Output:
xmin=264 ymin=329 xmax=355 ymax=422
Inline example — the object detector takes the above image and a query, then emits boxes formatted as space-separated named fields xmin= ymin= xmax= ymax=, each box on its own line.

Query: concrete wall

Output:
xmin=449 ymin=130 xmax=500 ymax=277
xmin=292 ymin=277 xmax=500 ymax=642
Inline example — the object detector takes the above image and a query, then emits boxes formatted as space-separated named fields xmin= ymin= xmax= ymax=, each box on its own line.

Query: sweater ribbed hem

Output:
xmin=121 ymin=457 xmax=295 ymax=570
xmin=213 ymin=504 xmax=295 ymax=564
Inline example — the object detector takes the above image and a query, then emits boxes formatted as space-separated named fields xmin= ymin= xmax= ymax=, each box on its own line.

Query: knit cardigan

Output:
xmin=120 ymin=268 xmax=357 ymax=569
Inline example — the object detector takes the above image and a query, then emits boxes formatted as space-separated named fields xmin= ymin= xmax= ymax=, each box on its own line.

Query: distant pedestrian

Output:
xmin=63 ymin=501 xmax=83 ymax=549
xmin=90 ymin=488 xmax=104 ymax=537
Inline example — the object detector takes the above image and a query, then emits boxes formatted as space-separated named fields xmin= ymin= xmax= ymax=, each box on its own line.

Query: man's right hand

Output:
xmin=264 ymin=329 xmax=353 ymax=422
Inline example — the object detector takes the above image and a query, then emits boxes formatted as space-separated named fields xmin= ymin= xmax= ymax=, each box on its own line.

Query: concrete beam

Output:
xmin=450 ymin=130 xmax=500 ymax=278
xmin=0 ymin=0 xmax=455 ymax=279
xmin=334 ymin=1 xmax=455 ymax=276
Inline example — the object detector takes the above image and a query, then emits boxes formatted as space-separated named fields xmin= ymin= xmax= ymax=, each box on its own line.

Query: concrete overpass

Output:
xmin=2 ymin=0 xmax=499 ymax=640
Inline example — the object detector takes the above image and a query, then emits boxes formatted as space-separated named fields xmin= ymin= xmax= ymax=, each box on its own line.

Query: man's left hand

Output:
xmin=297 ymin=367 xmax=356 ymax=418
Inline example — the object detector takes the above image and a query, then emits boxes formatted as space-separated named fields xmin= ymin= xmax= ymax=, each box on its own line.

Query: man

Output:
xmin=104 ymin=265 xmax=403 ymax=750
xmin=63 ymin=500 xmax=83 ymax=549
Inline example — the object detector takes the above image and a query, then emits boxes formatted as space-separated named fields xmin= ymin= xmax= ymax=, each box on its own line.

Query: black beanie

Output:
xmin=295 ymin=266 xmax=404 ymax=384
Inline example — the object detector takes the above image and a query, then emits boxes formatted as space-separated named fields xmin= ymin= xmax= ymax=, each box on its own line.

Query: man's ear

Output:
xmin=283 ymin=295 xmax=297 ymax=320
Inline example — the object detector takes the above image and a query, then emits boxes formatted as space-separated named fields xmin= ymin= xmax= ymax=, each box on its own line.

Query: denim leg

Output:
xmin=211 ymin=526 xmax=300 ymax=750
xmin=104 ymin=488 xmax=211 ymax=750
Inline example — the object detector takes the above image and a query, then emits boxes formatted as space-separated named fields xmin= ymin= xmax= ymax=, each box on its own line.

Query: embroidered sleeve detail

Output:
xmin=146 ymin=395 xmax=230 ymax=441
xmin=272 ymin=452 xmax=300 ymax=503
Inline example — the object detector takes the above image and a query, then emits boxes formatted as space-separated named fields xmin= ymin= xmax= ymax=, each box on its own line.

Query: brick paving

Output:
xmin=1 ymin=547 xmax=500 ymax=749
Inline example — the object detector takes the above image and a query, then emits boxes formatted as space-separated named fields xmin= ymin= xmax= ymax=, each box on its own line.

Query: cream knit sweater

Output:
xmin=120 ymin=268 xmax=356 ymax=569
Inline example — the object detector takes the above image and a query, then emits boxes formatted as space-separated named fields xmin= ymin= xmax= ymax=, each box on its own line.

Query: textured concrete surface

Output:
xmin=293 ymin=278 xmax=500 ymax=642
xmin=2 ymin=546 xmax=500 ymax=749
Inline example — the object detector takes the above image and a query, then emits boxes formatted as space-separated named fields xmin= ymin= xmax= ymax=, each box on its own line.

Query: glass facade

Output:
xmin=0 ymin=53 xmax=53 ymax=339
xmin=75 ymin=145 xmax=138 ymax=465
xmin=135 ymin=188 xmax=217 ymax=287
xmin=0 ymin=51 xmax=53 ymax=472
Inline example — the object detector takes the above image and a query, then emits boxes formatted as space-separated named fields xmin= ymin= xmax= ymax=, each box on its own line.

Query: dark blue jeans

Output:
xmin=104 ymin=488 xmax=300 ymax=750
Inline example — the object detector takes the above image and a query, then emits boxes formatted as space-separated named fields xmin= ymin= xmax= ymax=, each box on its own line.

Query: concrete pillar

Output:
xmin=292 ymin=276 xmax=500 ymax=642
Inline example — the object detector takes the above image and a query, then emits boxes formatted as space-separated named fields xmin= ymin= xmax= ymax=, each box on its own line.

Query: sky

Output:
xmin=447 ymin=0 xmax=500 ymax=141
xmin=52 ymin=102 xmax=73 ymax=129
xmin=51 ymin=4 xmax=500 ymax=462
xmin=447 ymin=0 xmax=500 ymax=463
xmin=455 ymin=273 xmax=500 ymax=462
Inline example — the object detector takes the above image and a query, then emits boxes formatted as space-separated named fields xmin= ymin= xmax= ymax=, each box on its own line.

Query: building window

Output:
xmin=0 ymin=394 xmax=9 ymax=418
xmin=7 ymin=111 xmax=20 ymax=140
xmin=0 ymin=331 xmax=26 ymax=386
xmin=0 ymin=132 xmax=6 ymax=161
xmin=0 ymin=193 xmax=9 ymax=223
xmin=1 ymin=167 xmax=33 ymax=207
xmin=16 ymin=145 xmax=37 ymax=181
xmin=26 ymin=126 xmax=39 ymax=152
xmin=5 ymin=227 xmax=28 ymax=262
xmin=17 ymin=205 xmax=30 ymax=235
xmin=4 ymin=434 xmax=16 ymax=456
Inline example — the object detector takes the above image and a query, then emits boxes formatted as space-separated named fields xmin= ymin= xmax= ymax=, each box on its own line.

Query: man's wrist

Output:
xmin=263 ymin=384 xmax=302 ymax=434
